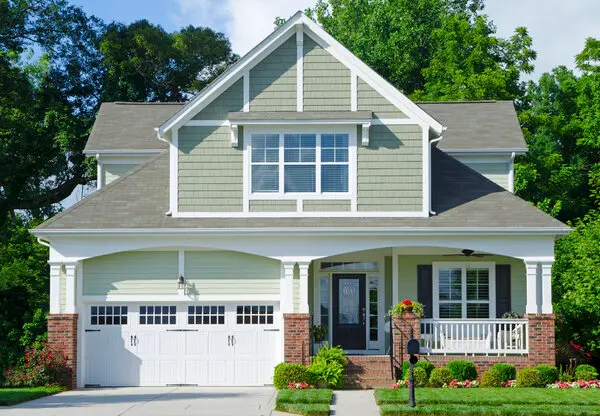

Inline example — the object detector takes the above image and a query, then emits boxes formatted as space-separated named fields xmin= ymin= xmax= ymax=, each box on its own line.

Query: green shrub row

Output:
xmin=273 ymin=345 xmax=347 ymax=389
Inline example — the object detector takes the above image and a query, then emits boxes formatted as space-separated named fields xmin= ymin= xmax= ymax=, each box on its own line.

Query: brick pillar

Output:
xmin=283 ymin=313 xmax=310 ymax=365
xmin=48 ymin=314 xmax=78 ymax=389
xmin=526 ymin=314 xmax=555 ymax=366
xmin=392 ymin=312 xmax=421 ymax=375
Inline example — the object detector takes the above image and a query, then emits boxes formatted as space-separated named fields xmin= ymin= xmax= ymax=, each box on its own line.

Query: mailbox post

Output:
xmin=406 ymin=328 xmax=420 ymax=408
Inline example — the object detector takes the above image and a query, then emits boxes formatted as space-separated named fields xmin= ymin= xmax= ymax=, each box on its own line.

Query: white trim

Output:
xmin=173 ymin=211 xmax=427 ymax=218
xmin=243 ymin=71 xmax=250 ymax=112
xmin=442 ymin=148 xmax=528 ymax=155
xmin=178 ymin=250 xmax=185 ymax=278
xmin=361 ymin=122 xmax=371 ymax=146
xmin=422 ymin=124 xmax=430 ymax=216
xmin=350 ymin=71 xmax=357 ymax=112
xmin=432 ymin=261 xmax=496 ymax=319
xmin=81 ymin=294 xmax=281 ymax=302
xmin=392 ymin=247 xmax=399 ymax=305
xmin=64 ymin=263 xmax=77 ymax=314
xmin=298 ymin=262 xmax=309 ymax=313
xmin=230 ymin=123 xmax=239 ymax=147
xmin=540 ymin=261 xmax=553 ymax=314
xmin=96 ymin=156 xmax=104 ymax=190
xmin=508 ymin=152 xmax=515 ymax=193
xmin=169 ymin=129 xmax=179 ymax=215
xmin=84 ymin=149 xmax=163 ymax=156
xmin=371 ymin=118 xmax=419 ymax=125
xmin=185 ymin=120 xmax=229 ymax=127
xmin=525 ymin=261 xmax=539 ymax=314
xmin=49 ymin=264 xmax=61 ymax=314
xmin=296 ymin=25 xmax=304 ymax=112
xmin=230 ymin=118 xmax=371 ymax=125
xmin=281 ymin=262 xmax=295 ymax=313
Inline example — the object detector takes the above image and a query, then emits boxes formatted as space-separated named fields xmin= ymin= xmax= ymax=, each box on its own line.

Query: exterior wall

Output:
xmin=178 ymin=126 xmax=243 ymax=212
xmin=250 ymin=200 xmax=296 ymax=212
xmin=192 ymin=79 xmax=243 ymax=120
xmin=358 ymin=125 xmax=423 ymax=212
xmin=303 ymin=200 xmax=351 ymax=212
xmin=250 ymin=35 xmax=297 ymax=111
xmin=83 ymin=251 xmax=178 ymax=295
xmin=103 ymin=163 xmax=138 ymax=185
xmin=396 ymin=254 xmax=526 ymax=315
xmin=48 ymin=314 xmax=78 ymax=389
xmin=357 ymin=78 xmax=407 ymax=119
xmin=283 ymin=313 xmax=310 ymax=365
xmin=184 ymin=251 xmax=280 ymax=295
xmin=463 ymin=161 xmax=510 ymax=190
xmin=303 ymin=34 xmax=351 ymax=111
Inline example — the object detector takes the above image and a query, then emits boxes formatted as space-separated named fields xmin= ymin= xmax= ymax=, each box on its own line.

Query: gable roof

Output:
xmin=157 ymin=11 xmax=443 ymax=137
xmin=35 ymin=148 xmax=567 ymax=233
xmin=418 ymin=101 xmax=527 ymax=152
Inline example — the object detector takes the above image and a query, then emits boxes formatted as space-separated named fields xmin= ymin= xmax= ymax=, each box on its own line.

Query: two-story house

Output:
xmin=33 ymin=12 xmax=568 ymax=389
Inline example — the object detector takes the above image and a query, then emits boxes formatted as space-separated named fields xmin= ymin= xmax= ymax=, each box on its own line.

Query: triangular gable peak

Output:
xmin=157 ymin=12 xmax=443 ymax=138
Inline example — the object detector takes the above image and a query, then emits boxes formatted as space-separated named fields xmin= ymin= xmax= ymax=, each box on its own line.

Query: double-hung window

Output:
xmin=250 ymin=131 xmax=351 ymax=195
xmin=433 ymin=263 xmax=495 ymax=319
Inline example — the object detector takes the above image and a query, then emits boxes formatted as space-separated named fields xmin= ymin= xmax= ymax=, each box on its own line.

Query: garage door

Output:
xmin=83 ymin=304 xmax=280 ymax=387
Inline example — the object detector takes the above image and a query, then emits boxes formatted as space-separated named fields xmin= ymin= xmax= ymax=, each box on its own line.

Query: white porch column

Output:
xmin=392 ymin=247 xmax=399 ymax=305
xmin=49 ymin=264 xmax=61 ymax=314
xmin=540 ymin=260 xmax=554 ymax=314
xmin=298 ymin=262 xmax=310 ymax=314
xmin=281 ymin=262 xmax=295 ymax=313
xmin=525 ymin=260 xmax=539 ymax=314
xmin=64 ymin=263 xmax=78 ymax=314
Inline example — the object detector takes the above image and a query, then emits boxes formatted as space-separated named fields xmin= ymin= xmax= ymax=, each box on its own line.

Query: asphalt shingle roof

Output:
xmin=37 ymin=148 xmax=566 ymax=231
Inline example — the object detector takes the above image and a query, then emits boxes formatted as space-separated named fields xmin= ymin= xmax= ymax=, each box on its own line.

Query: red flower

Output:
xmin=5 ymin=369 xmax=9 ymax=374
xmin=585 ymin=353 xmax=592 ymax=360
xmin=402 ymin=299 xmax=412 ymax=306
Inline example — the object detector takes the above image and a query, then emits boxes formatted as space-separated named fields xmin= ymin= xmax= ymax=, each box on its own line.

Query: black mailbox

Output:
xmin=407 ymin=338 xmax=420 ymax=355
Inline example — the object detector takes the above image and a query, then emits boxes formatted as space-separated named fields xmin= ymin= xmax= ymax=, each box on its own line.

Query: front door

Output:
xmin=332 ymin=274 xmax=366 ymax=350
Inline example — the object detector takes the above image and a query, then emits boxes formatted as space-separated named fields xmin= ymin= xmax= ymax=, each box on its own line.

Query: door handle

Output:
xmin=131 ymin=335 xmax=134 ymax=346
xmin=362 ymin=307 xmax=366 ymax=324
xmin=228 ymin=335 xmax=231 ymax=346
xmin=134 ymin=335 xmax=138 ymax=346
xmin=231 ymin=335 xmax=235 ymax=346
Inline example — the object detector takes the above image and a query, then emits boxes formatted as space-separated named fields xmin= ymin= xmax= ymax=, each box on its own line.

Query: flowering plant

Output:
xmin=502 ymin=380 xmax=517 ymax=388
xmin=391 ymin=380 xmax=409 ymax=389
xmin=287 ymin=382 xmax=311 ymax=390
xmin=443 ymin=379 xmax=479 ymax=388
xmin=547 ymin=380 xmax=599 ymax=389
xmin=388 ymin=300 xmax=424 ymax=317
xmin=501 ymin=311 xmax=521 ymax=319
xmin=4 ymin=342 xmax=69 ymax=387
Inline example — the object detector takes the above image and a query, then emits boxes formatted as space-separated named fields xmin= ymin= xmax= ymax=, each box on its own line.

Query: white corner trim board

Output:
xmin=296 ymin=24 xmax=304 ymax=113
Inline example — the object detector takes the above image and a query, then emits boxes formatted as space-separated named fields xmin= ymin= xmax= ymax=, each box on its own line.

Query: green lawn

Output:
xmin=375 ymin=388 xmax=600 ymax=416
xmin=0 ymin=386 xmax=65 ymax=406
xmin=275 ymin=389 xmax=333 ymax=416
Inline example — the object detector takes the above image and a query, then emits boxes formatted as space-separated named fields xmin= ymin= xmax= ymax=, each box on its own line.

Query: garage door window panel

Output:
xmin=187 ymin=305 xmax=225 ymax=325
xmin=139 ymin=305 xmax=177 ymax=325
xmin=90 ymin=305 xmax=128 ymax=325
xmin=236 ymin=305 xmax=274 ymax=325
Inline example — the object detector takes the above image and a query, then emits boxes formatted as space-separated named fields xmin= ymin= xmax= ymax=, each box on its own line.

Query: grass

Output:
xmin=0 ymin=386 xmax=65 ymax=406
xmin=375 ymin=388 xmax=600 ymax=416
xmin=275 ymin=389 xmax=333 ymax=416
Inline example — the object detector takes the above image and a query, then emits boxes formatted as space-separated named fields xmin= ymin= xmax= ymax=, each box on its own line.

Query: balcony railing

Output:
xmin=419 ymin=319 xmax=528 ymax=355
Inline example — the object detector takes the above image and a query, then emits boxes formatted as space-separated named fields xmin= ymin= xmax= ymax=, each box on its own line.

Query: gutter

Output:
xmin=429 ymin=128 xmax=446 ymax=215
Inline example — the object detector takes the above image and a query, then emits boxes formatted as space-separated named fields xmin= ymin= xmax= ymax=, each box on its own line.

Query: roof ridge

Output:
xmin=36 ymin=152 xmax=168 ymax=230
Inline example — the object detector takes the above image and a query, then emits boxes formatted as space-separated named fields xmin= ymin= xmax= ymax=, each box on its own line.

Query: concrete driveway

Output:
xmin=2 ymin=387 xmax=277 ymax=416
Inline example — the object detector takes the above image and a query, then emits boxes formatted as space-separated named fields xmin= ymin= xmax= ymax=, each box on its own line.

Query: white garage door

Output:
xmin=83 ymin=304 xmax=280 ymax=387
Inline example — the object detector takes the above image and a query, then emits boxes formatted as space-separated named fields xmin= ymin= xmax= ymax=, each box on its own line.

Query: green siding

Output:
xmin=463 ymin=162 xmax=510 ymax=190
xmin=303 ymin=35 xmax=351 ymax=111
xmin=60 ymin=266 xmax=66 ymax=313
xmin=83 ymin=251 xmax=178 ymax=295
xmin=357 ymin=78 xmax=407 ymax=119
xmin=103 ymin=163 xmax=138 ymax=185
xmin=357 ymin=125 xmax=423 ymax=212
xmin=250 ymin=200 xmax=296 ymax=212
xmin=250 ymin=35 xmax=297 ymax=111
xmin=178 ymin=126 xmax=243 ymax=212
xmin=192 ymin=79 xmax=244 ymax=120
xmin=293 ymin=264 xmax=300 ymax=313
xmin=396 ymin=255 xmax=526 ymax=315
xmin=303 ymin=200 xmax=351 ymax=212
xmin=185 ymin=251 xmax=280 ymax=295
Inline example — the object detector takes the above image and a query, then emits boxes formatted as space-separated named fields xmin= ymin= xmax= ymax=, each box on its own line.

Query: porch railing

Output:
xmin=419 ymin=319 xmax=528 ymax=355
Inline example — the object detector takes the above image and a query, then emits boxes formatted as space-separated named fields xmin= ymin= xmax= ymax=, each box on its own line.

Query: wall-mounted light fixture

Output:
xmin=178 ymin=275 xmax=185 ymax=291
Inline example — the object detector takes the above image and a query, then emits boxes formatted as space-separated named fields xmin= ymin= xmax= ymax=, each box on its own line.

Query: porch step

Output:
xmin=343 ymin=355 xmax=396 ymax=389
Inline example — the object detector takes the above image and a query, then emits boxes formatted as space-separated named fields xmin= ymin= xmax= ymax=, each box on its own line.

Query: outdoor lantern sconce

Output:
xmin=177 ymin=275 xmax=185 ymax=294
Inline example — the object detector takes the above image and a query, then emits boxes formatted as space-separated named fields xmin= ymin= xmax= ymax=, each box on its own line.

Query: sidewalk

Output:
xmin=330 ymin=390 xmax=379 ymax=415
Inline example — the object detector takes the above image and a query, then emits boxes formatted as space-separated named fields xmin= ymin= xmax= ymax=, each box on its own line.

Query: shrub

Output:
xmin=4 ymin=342 xmax=69 ymax=387
xmin=308 ymin=359 xmax=345 ymax=389
xmin=273 ymin=363 xmax=310 ymax=390
xmin=446 ymin=360 xmax=478 ymax=382
xmin=429 ymin=367 xmax=453 ymax=387
xmin=402 ymin=361 xmax=435 ymax=379
xmin=490 ymin=363 xmax=517 ymax=383
xmin=313 ymin=345 xmax=346 ymax=369
xmin=480 ymin=369 xmax=503 ymax=388
xmin=535 ymin=365 xmax=559 ymax=385
xmin=575 ymin=364 xmax=599 ymax=381
xmin=412 ymin=367 xmax=428 ymax=387
xmin=516 ymin=368 xmax=543 ymax=388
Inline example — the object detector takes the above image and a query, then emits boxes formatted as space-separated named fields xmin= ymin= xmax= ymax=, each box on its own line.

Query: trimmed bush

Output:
xmin=490 ymin=363 xmax=517 ymax=383
xmin=273 ymin=363 xmax=310 ymax=390
xmin=575 ymin=364 xmax=599 ymax=381
xmin=516 ymin=368 xmax=543 ymax=387
xmin=446 ymin=360 xmax=478 ymax=381
xmin=535 ymin=365 xmax=559 ymax=385
xmin=429 ymin=367 xmax=453 ymax=387
xmin=402 ymin=361 xmax=435 ymax=379
xmin=480 ymin=369 xmax=503 ymax=388
xmin=412 ymin=367 xmax=429 ymax=387
xmin=308 ymin=359 xmax=344 ymax=389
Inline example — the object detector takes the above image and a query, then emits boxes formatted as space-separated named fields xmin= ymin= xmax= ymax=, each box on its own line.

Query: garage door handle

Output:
xmin=130 ymin=335 xmax=134 ymax=346
xmin=228 ymin=335 xmax=231 ymax=346
xmin=85 ymin=329 xmax=101 ymax=332
xmin=264 ymin=329 xmax=280 ymax=332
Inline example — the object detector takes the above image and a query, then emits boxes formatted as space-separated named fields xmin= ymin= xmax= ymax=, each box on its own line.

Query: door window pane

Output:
xmin=320 ymin=277 xmax=329 ymax=327
xmin=369 ymin=278 xmax=379 ymax=342
xmin=339 ymin=279 xmax=360 ymax=324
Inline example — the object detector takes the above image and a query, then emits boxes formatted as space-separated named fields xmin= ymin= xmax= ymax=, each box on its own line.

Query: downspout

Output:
xmin=37 ymin=237 xmax=50 ymax=248
xmin=429 ymin=127 xmax=446 ymax=216
xmin=154 ymin=128 xmax=173 ymax=216
xmin=508 ymin=151 xmax=516 ymax=193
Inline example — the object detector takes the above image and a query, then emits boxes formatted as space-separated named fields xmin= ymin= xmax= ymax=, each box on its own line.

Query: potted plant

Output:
xmin=388 ymin=299 xmax=424 ymax=318
xmin=311 ymin=325 xmax=328 ymax=353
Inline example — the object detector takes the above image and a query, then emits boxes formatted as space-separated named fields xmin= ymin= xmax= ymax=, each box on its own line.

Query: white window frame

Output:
xmin=243 ymin=125 xmax=357 ymax=203
xmin=432 ymin=262 xmax=496 ymax=319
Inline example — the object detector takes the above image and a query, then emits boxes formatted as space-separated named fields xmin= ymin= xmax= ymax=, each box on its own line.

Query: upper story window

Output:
xmin=250 ymin=131 xmax=351 ymax=196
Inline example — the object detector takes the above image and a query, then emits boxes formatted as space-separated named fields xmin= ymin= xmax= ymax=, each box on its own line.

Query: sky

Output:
xmin=70 ymin=0 xmax=600 ymax=81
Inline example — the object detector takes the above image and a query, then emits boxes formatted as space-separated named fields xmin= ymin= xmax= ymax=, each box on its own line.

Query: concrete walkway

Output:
xmin=330 ymin=390 xmax=379 ymax=415
xmin=2 ymin=387 xmax=277 ymax=416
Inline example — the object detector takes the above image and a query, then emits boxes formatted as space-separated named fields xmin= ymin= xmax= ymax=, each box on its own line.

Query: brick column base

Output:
xmin=48 ymin=314 xmax=78 ymax=389
xmin=526 ymin=313 xmax=556 ymax=366
xmin=283 ymin=313 xmax=310 ymax=365
xmin=392 ymin=313 xmax=421 ymax=377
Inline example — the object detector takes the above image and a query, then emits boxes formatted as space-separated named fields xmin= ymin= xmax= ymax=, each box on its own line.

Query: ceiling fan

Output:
xmin=443 ymin=249 xmax=493 ymax=257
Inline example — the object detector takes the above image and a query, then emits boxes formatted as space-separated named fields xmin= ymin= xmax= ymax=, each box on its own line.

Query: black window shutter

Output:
xmin=495 ymin=264 xmax=511 ymax=318
xmin=417 ymin=265 xmax=433 ymax=319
